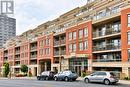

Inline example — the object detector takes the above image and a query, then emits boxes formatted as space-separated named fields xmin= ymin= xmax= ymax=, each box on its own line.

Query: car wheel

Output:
xmin=84 ymin=78 xmax=89 ymax=83
xmin=104 ymin=79 xmax=110 ymax=85
xmin=64 ymin=77 xmax=69 ymax=82
xmin=54 ymin=77 xmax=58 ymax=81
xmin=45 ymin=77 xmax=49 ymax=80
xmin=37 ymin=77 xmax=41 ymax=80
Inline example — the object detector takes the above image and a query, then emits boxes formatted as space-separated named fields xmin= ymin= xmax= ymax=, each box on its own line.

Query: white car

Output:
xmin=84 ymin=71 xmax=119 ymax=85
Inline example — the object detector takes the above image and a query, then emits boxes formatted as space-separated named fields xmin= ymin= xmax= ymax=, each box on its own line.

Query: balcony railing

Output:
xmin=15 ymin=57 xmax=20 ymax=60
xmin=54 ymin=51 xmax=59 ymax=56
xmin=16 ymin=51 xmax=20 ymax=54
xmin=93 ymin=7 xmax=120 ymax=21
xmin=54 ymin=41 xmax=60 ymax=46
xmin=60 ymin=50 xmax=66 ymax=55
xmin=93 ymin=28 xmax=120 ymax=38
xmin=93 ymin=58 xmax=121 ymax=62
xmin=30 ymin=46 xmax=37 ymax=50
xmin=93 ymin=43 xmax=121 ymax=51
xmin=30 ymin=55 xmax=37 ymax=59
xmin=60 ymin=39 xmax=66 ymax=45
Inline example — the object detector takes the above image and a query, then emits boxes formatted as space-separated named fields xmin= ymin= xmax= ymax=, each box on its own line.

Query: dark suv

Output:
xmin=37 ymin=71 xmax=55 ymax=80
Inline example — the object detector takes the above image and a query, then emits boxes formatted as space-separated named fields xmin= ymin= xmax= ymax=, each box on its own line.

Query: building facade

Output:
xmin=0 ymin=14 xmax=16 ymax=48
xmin=0 ymin=0 xmax=130 ymax=77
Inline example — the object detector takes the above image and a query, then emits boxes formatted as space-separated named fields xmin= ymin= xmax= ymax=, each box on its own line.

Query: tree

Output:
xmin=21 ymin=65 xmax=28 ymax=74
xmin=3 ymin=62 xmax=10 ymax=77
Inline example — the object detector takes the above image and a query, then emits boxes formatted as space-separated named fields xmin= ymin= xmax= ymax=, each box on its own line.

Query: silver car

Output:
xmin=84 ymin=71 xmax=119 ymax=85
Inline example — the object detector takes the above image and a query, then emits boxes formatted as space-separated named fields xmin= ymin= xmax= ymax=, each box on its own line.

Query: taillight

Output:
xmin=110 ymin=75 xmax=114 ymax=78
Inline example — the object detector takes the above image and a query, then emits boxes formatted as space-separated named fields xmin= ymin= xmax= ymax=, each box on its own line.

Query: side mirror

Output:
xmin=90 ymin=74 xmax=93 ymax=76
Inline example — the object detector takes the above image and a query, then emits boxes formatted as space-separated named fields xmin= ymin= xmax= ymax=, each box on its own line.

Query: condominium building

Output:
xmin=0 ymin=0 xmax=130 ymax=78
xmin=0 ymin=14 xmax=16 ymax=48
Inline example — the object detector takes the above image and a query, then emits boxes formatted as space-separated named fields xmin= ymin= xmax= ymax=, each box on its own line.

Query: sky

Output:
xmin=14 ymin=0 xmax=88 ymax=35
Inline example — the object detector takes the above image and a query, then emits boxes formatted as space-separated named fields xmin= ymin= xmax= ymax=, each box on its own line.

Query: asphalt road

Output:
xmin=0 ymin=79 xmax=130 ymax=87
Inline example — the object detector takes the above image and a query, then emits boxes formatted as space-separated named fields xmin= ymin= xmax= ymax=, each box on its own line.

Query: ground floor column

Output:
xmin=88 ymin=59 xmax=92 ymax=72
xmin=122 ymin=67 xmax=129 ymax=77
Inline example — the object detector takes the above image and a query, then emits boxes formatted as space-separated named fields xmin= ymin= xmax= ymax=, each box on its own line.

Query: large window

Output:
xmin=84 ymin=27 xmax=88 ymax=37
xmin=69 ymin=32 xmax=72 ymax=40
xmin=128 ymin=50 xmax=130 ymax=62
xmin=73 ymin=43 xmax=76 ymax=52
xmin=128 ymin=32 xmax=130 ymax=44
xmin=84 ymin=40 xmax=88 ymax=50
xmin=69 ymin=44 xmax=72 ymax=52
xmin=73 ymin=31 xmax=76 ymax=40
xmin=128 ymin=14 xmax=130 ymax=27
xmin=79 ymin=42 xmax=83 ymax=51
xmin=79 ymin=29 xmax=83 ymax=38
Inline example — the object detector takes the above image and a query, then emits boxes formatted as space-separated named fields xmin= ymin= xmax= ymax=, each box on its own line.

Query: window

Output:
xmin=69 ymin=44 xmax=72 ymax=52
xmin=84 ymin=41 xmax=88 ymax=50
xmin=128 ymin=50 xmax=130 ymax=62
xmin=73 ymin=31 xmax=76 ymax=40
xmin=84 ymin=27 xmax=88 ymax=37
xmin=79 ymin=42 xmax=83 ymax=51
xmin=73 ymin=43 xmax=76 ymax=52
xmin=128 ymin=14 xmax=130 ymax=27
xmin=69 ymin=32 xmax=72 ymax=40
xmin=128 ymin=32 xmax=130 ymax=44
xmin=79 ymin=29 xmax=83 ymax=38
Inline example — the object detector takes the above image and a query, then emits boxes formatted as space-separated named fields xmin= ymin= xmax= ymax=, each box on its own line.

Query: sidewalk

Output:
xmin=0 ymin=77 xmax=37 ymax=80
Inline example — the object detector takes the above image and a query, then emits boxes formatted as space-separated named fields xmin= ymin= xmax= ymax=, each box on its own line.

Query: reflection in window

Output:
xmin=128 ymin=32 xmax=130 ymax=44
xmin=79 ymin=29 xmax=83 ymax=38
xmin=128 ymin=14 xmax=130 ymax=27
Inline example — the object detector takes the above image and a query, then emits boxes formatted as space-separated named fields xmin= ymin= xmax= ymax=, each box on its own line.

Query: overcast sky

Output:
xmin=14 ymin=0 xmax=88 ymax=35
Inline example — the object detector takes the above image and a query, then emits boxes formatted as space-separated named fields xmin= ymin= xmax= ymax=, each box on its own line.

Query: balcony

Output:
xmin=30 ymin=46 xmax=37 ymax=51
xmin=15 ymin=50 xmax=20 ymax=54
xmin=93 ymin=58 xmax=121 ymax=62
xmin=30 ymin=55 xmax=37 ymax=59
xmin=93 ymin=43 xmax=121 ymax=52
xmin=54 ymin=51 xmax=59 ymax=56
xmin=60 ymin=50 xmax=66 ymax=55
xmin=60 ymin=39 xmax=66 ymax=45
xmin=15 ymin=57 xmax=20 ymax=61
xmin=93 ymin=28 xmax=120 ymax=39
xmin=54 ymin=41 xmax=60 ymax=46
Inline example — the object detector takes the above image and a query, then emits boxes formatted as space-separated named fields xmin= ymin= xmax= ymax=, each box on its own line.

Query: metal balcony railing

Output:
xmin=30 ymin=46 xmax=37 ymax=50
xmin=93 ymin=58 xmax=121 ymax=62
xmin=60 ymin=39 xmax=66 ymax=45
xmin=30 ymin=55 xmax=37 ymax=59
xmin=93 ymin=28 xmax=120 ymax=38
xmin=54 ymin=51 xmax=59 ymax=56
xmin=93 ymin=43 xmax=121 ymax=51
xmin=60 ymin=50 xmax=66 ymax=55
xmin=54 ymin=41 xmax=60 ymax=46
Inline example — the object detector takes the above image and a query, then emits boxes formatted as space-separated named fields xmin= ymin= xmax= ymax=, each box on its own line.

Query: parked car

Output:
xmin=37 ymin=71 xmax=56 ymax=80
xmin=54 ymin=70 xmax=78 ymax=81
xmin=84 ymin=71 xmax=119 ymax=85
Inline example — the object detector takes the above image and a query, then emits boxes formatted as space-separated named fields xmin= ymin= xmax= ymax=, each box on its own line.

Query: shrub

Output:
xmin=21 ymin=65 xmax=28 ymax=74
xmin=3 ymin=62 xmax=10 ymax=77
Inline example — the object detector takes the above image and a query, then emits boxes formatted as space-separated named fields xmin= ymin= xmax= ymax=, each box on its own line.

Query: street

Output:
xmin=0 ymin=79 xmax=130 ymax=87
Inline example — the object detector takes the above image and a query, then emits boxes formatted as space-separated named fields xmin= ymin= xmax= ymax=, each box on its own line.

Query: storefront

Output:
xmin=69 ymin=58 xmax=88 ymax=76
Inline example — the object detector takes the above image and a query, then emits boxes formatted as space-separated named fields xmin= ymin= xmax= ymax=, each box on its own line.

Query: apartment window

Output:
xmin=69 ymin=44 xmax=72 ymax=52
xmin=73 ymin=31 xmax=76 ymax=40
xmin=69 ymin=32 xmax=72 ymax=40
xmin=84 ymin=40 xmax=88 ymax=50
xmin=79 ymin=42 xmax=83 ymax=51
xmin=128 ymin=14 xmax=130 ymax=27
xmin=73 ymin=43 xmax=76 ymax=52
xmin=128 ymin=32 xmax=130 ymax=44
xmin=84 ymin=27 xmax=88 ymax=37
xmin=40 ymin=40 xmax=44 ymax=46
xmin=79 ymin=29 xmax=83 ymax=38
xmin=128 ymin=50 xmax=130 ymax=62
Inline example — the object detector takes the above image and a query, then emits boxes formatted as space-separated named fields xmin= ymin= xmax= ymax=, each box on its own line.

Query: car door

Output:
xmin=89 ymin=72 xmax=98 ymax=82
xmin=57 ymin=72 xmax=63 ymax=80
xmin=96 ymin=72 xmax=106 ymax=82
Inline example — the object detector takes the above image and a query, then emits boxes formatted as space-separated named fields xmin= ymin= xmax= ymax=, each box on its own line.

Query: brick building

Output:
xmin=0 ymin=0 xmax=130 ymax=77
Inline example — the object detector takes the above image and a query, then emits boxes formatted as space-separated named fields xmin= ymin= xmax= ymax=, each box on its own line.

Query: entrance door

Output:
xmin=74 ymin=66 xmax=81 ymax=76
